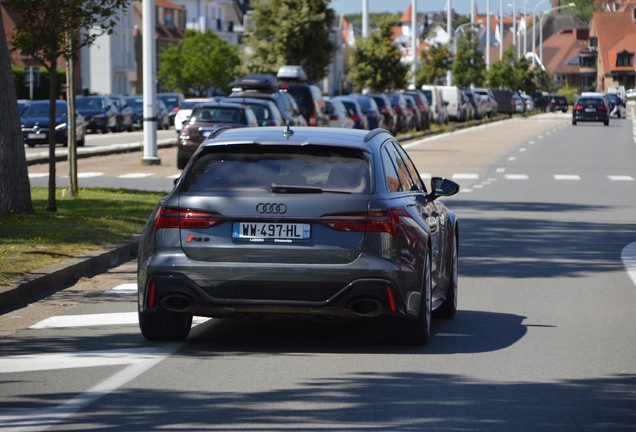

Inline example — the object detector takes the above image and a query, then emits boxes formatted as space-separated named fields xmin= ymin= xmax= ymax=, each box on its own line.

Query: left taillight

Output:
xmin=321 ymin=210 xmax=401 ymax=236
xmin=154 ymin=207 xmax=222 ymax=231
xmin=179 ymin=126 xmax=190 ymax=140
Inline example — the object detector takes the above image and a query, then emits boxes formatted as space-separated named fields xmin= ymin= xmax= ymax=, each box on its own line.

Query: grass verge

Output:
xmin=0 ymin=187 xmax=164 ymax=284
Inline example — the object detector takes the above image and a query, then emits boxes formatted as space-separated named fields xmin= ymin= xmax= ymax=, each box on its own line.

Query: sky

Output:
xmin=328 ymin=0 xmax=549 ymax=17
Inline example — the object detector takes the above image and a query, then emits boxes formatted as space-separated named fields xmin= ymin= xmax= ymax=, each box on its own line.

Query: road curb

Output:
xmin=0 ymin=237 xmax=139 ymax=314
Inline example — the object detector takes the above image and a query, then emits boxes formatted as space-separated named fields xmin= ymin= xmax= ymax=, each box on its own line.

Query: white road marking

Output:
xmin=622 ymin=242 xmax=636 ymax=288
xmin=167 ymin=174 xmax=181 ymax=179
xmin=28 ymin=173 xmax=48 ymax=178
xmin=29 ymin=312 xmax=138 ymax=329
xmin=460 ymin=189 xmax=472 ymax=193
xmin=508 ymin=157 xmax=517 ymax=161
xmin=117 ymin=173 xmax=154 ymax=179
xmin=452 ymin=173 xmax=479 ymax=179
xmin=77 ymin=172 xmax=104 ymax=178
xmin=505 ymin=174 xmax=529 ymax=180
xmin=529 ymin=141 xmax=535 ymax=145
xmin=519 ymin=148 xmax=526 ymax=152
xmin=0 ymin=342 xmax=185 ymax=431
xmin=473 ymin=185 xmax=483 ymax=189
xmin=608 ymin=176 xmax=634 ymax=181
xmin=104 ymin=283 xmax=137 ymax=295
xmin=554 ymin=175 xmax=581 ymax=180
xmin=496 ymin=168 xmax=506 ymax=173
xmin=419 ymin=173 xmax=432 ymax=179
xmin=538 ymin=135 xmax=544 ymax=139
xmin=0 ymin=348 xmax=164 ymax=374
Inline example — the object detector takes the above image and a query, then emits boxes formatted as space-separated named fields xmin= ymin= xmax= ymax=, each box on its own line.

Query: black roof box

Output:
xmin=231 ymin=74 xmax=279 ymax=91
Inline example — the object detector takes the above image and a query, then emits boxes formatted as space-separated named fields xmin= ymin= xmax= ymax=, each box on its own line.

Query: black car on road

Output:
xmin=572 ymin=94 xmax=609 ymax=126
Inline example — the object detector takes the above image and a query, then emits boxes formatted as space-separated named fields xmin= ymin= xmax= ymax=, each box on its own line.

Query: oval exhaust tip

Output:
xmin=348 ymin=298 xmax=384 ymax=317
xmin=161 ymin=294 xmax=192 ymax=312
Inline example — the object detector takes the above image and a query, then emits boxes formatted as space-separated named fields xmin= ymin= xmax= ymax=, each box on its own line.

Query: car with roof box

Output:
xmin=138 ymin=125 xmax=460 ymax=345
xmin=276 ymin=66 xmax=330 ymax=127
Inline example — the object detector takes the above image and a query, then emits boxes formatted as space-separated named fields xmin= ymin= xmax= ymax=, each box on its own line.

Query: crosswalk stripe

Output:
xmin=554 ymin=175 xmax=581 ymax=180
xmin=505 ymin=174 xmax=529 ymax=180
xmin=104 ymin=283 xmax=137 ymax=295
xmin=117 ymin=173 xmax=154 ymax=178
xmin=452 ymin=173 xmax=479 ymax=179
xmin=608 ymin=175 xmax=634 ymax=181
xmin=29 ymin=312 xmax=138 ymax=329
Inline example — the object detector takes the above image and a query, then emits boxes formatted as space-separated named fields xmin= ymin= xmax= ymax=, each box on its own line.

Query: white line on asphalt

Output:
xmin=419 ymin=173 xmax=432 ymax=179
xmin=104 ymin=283 xmax=137 ymax=295
xmin=167 ymin=174 xmax=181 ymax=179
xmin=505 ymin=174 xmax=529 ymax=180
xmin=117 ymin=173 xmax=154 ymax=179
xmin=29 ymin=312 xmax=138 ymax=329
xmin=76 ymin=172 xmax=104 ymax=178
xmin=496 ymin=168 xmax=506 ymax=173
xmin=452 ymin=173 xmax=479 ymax=179
xmin=0 ymin=342 xmax=185 ymax=432
xmin=554 ymin=175 xmax=581 ymax=180
xmin=622 ymin=242 xmax=636 ymax=288
xmin=519 ymin=148 xmax=526 ymax=152
xmin=508 ymin=157 xmax=517 ymax=161
xmin=27 ymin=173 xmax=47 ymax=178
xmin=529 ymin=141 xmax=535 ymax=145
xmin=608 ymin=176 xmax=634 ymax=181
xmin=402 ymin=118 xmax=516 ymax=149
xmin=538 ymin=135 xmax=544 ymax=139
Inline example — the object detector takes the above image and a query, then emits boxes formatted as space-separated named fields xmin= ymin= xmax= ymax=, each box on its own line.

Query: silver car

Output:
xmin=138 ymin=127 xmax=460 ymax=345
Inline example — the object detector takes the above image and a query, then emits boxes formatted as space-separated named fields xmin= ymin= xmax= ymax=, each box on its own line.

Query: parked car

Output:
xmin=522 ymin=94 xmax=535 ymax=111
xmin=461 ymin=91 xmax=474 ymax=120
xmin=230 ymin=74 xmax=307 ymax=126
xmin=549 ymin=94 xmax=569 ymax=113
xmin=388 ymin=92 xmax=416 ymax=132
xmin=462 ymin=90 xmax=486 ymax=119
xmin=21 ymin=100 xmax=85 ymax=147
xmin=175 ymin=98 xmax=215 ymax=134
xmin=108 ymin=95 xmax=134 ymax=132
xmin=350 ymin=93 xmax=383 ymax=129
xmin=277 ymin=66 xmax=329 ymax=127
xmin=512 ymin=93 xmax=525 ymax=113
xmin=473 ymin=88 xmax=498 ymax=116
xmin=572 ymin=94 xmax=609 ymax=126
xmin=438 ymin=85 xmax=466 ymax=121
xmin=531 ymin=91 xmax=552 ymax=112
xmin=604 ymin=93 xmax=625 ymax=118
xmin=124 ymin=96 xmax=144 ymax=129
xmin=324 ymin=97 xmax=355 ymax=129
xmin=157 ymin=92 xmax=185 ymax=126
xmin=223 ymin=97 xmax=284 ymax=126
xmin=334 ymin=95 xmax=369 ymax=130
xmin=369 ymin=93 xmax=399 ymax=134
xmin=491 ymin=89 xmax=515 ymax=116
xmin=156 ymin=99 xmax=171 ymax=130
xmin=405 ymin=90 xmax=431 ymax=129
xmin=403 ymin=93 xmax=424 ymax=131
xmin=420 ymin=85 xmax=448 ymax=124
xmin=176 ymin=101 xmax=258 ymax=169
xmin=75 ymin=95 xmax=119 ymax=133
xmin=137 ymin=126 xmax=460 ymax=345
xmin=17 ymin=99 xmax=30 ymax=115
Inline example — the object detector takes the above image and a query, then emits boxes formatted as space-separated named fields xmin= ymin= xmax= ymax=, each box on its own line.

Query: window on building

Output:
xmin=589 ymin=37 xmax=597 ymax=47
xmin=165 ymin=9 xmax=173 ymax=26
xmin=580 ymin=55 xmax=596 ymax=68
xmin=616 ymin=51 xmax=634 ymax=67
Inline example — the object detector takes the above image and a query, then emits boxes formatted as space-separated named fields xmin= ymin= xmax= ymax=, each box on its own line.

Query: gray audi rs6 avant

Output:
xmin=137 ymin=126 xmax=460 ymax=345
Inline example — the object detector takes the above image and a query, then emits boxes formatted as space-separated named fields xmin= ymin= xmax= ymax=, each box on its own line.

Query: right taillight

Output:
xmin=154 ymin=207 xmax=222 ymax=231
xmin=321 ymin=210 xmax=401 ymax=236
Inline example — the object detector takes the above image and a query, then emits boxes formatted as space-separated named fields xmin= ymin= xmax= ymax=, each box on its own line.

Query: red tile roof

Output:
xmin=541 ymin=29 xmax=588 ymax=73
xmin=154 ymin=0 xmax=185 ymax=10
xmin=401 ymin=5 xmax=413 ymax=23
xmin=608 ymin=34 xmax=636 ymax=71
xmin=591 ymin=10 xmax=636 ymax=74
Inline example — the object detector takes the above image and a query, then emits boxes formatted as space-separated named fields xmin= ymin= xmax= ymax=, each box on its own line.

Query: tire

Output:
xmin=604 ymin=120 xmax=609 ymax=126
xmin=77 ymin=135 xmax=85 ymax=147
xmin=388 ymin=250 xmax=432 ymax=345
xmin=434 ymin=233 xmax=458 ymax=319
xmin=139 ymin=308 xmax=192 ymax=342
xmin=572 ymin=119 xmax=577 ymax=125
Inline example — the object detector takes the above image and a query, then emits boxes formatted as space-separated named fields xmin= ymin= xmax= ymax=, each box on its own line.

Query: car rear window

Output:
xmin=191 ymin=107 xmax=244 ymax=124
xmin=181 ymin=146 xmax=370 ymax=195
xmin=576 ymin=98 xmax=604 ymax=106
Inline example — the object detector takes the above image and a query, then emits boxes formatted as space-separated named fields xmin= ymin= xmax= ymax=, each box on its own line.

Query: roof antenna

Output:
xmin=283 ymin=120 xmax=294 ymax=140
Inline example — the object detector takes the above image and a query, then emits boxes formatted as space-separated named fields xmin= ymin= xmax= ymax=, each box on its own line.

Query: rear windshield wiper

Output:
xmin=270 ymin=184 xmax=351 ymax=194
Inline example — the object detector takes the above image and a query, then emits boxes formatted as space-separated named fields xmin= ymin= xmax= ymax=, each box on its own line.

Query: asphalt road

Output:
xmin=4 ymin=110 xmax=636 ymax=430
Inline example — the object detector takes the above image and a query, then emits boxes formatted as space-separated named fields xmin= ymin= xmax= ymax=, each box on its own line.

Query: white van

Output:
xmin=438 ymin=85 xmax=465 ymax=121
xmin=420 ymin=84 xmax=448 ymax=124
xmin=608 ymin=85 xmax=626 ymax=103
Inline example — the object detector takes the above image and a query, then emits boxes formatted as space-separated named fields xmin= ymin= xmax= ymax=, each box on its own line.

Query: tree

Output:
xmin=486 ymin=45 xmax=537 ymax=93
xmin=240 ymin=0 xmax=335 ymax=83
xmin=451 ymin=30 xmax=486 ymax=88
xmin=10 ymin=0 xmax=130 ymax=211
xmin=0 ymin=8 xmax=32 ymax=216
xmin=566 ymin=0 xmax=602 ymax=25
xmin=415 ymin=43 xmax=452 ymax=86
xmin=158 ymin=30 xmax=240 ymax=97
xmin=347 ymin=18 xmax=409 ymax=92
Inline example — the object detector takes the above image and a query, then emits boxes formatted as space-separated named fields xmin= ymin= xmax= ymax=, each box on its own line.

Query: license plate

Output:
xmin=232 ymin=222 xmax=311 ymax=242
xmin=585 ymin=108 xmax=596 ymax=112
xmin=28 ymin=133 xmax=45 ymax=139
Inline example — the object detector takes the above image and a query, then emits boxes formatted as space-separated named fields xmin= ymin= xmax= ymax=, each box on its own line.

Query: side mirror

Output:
xmin=425 ymin=177 xmax=460 ymax=201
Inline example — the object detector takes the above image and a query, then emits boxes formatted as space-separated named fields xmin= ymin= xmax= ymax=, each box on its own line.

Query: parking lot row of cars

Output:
xmin=18 ymin=93 xmax=182 ymax=147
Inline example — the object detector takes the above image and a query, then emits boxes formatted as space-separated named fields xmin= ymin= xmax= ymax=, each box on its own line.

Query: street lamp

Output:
xmin=539 ymin=3 xmax=576 ymax=66
xmin=509 ymin=0 xmax=531 ymax=58
xmin=532 ymin=0 xmax=550 ymax=66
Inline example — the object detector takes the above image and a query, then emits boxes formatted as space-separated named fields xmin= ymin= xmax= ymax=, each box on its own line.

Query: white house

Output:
xmin=174 ymin=0 xmax=249 ymax=44
xmin=80 ymin=1 xmax=136 ymax=95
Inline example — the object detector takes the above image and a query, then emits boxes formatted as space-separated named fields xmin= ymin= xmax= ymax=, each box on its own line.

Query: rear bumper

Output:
xmin=138 ymin=254 xmax=417 ymax=319
xmin=573 ymin=112 xmax=608 ymax=122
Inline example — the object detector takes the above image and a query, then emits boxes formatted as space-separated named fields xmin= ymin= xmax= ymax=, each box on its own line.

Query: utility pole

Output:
xmin=142 ymin=0 xmax=160 ymax=165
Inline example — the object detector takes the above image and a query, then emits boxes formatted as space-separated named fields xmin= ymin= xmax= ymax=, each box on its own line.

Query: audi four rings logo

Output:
xmin=256 ymin=203 xmax=287 ymax=214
